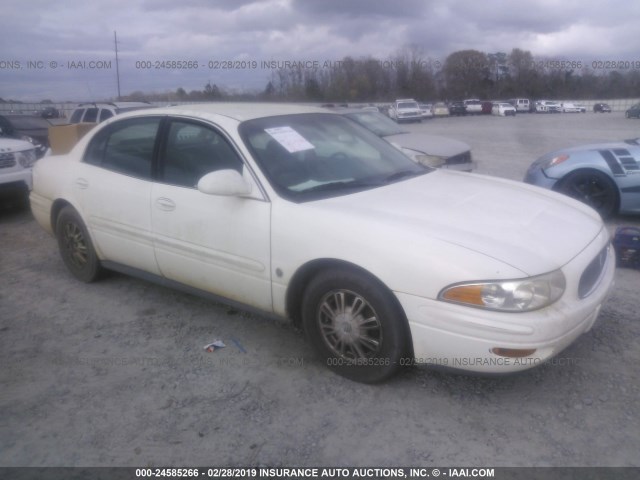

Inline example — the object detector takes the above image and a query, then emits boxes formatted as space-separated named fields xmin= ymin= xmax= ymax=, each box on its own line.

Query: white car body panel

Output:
xmin=74 ymin=161 xmax=160 ymax=274
xmin=150 ymin=179 xmax=273 ymax=310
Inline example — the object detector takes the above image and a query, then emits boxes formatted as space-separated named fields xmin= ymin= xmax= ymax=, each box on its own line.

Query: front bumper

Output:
xmin=0 ymin=169 xmax=32 ymax=192
xmin=523 ymin=161 xmax=559 ymax=189
xmin=398 ymin=227 xmax=615 ymax=373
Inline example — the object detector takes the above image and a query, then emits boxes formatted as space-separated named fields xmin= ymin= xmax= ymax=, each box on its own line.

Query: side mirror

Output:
xmin=197 ymin=169 xmax=252 ymax=196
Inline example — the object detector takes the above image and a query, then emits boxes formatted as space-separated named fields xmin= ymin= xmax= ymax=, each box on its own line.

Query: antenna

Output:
xmin=114 ymin=31 xmax=121 ymax=100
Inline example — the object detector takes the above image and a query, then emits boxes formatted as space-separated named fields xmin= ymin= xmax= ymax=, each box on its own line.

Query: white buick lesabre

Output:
xmin=30 ymin=103 xmax=615 ymax=383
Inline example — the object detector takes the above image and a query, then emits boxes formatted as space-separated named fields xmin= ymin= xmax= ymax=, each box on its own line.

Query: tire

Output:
xmin=55 ymin=206 xmax=103 ymax=282
xmin=557 ymin=170 xmax=618 ymax=219
xmin=302 ymin=267 xmax=410 ymax=383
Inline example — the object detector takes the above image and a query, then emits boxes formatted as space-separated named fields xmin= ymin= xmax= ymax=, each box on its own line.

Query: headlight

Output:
xmin=542 ymin=154 xmax=569 ymax=169
xmin=413 ymin=153 xmax=445 ymax=168
xmin=439 ymin=269 xmax=566 ymax=312
xmin=16 ymin=149 xmax=37 ymax=168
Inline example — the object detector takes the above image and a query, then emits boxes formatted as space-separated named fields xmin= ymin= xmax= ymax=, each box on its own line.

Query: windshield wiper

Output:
xmin=382 ymin=169 xmax=423 ymax=183
xmin=302 ymin=179 xmax=381 ymax=194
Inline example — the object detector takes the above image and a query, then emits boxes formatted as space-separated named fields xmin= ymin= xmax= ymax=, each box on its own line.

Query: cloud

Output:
xmin=1 ymin=0 xmax=639 ymax=101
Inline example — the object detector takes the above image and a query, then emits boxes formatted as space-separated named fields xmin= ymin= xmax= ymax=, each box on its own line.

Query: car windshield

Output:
xmin=398 ymin=102 xmax=418 ymax=109
xmin=343 ymin=111 xmax=407 ymax=137
xmin=239 ymin=113 xmax=430 ymax=202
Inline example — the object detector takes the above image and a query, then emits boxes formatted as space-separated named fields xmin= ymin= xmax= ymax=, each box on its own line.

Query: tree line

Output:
xmin=259 ymin=47 xmax=640 ymax=102
xmin=118 ymin=47 xmax=640 ymax=103
xmin=7 ymin=47 xmax=636 ymax=104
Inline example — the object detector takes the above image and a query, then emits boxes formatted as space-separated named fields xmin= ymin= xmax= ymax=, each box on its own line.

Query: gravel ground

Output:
xmin=1 ymin=112 xmax=639 ymax=467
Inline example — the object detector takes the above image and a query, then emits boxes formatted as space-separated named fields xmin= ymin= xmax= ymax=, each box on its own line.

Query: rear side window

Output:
xmin=83 ymin=117 xmax=161 ymax=180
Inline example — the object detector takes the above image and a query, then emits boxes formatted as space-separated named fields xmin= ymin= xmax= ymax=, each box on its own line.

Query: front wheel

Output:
xmin=557 ymin=170 xmax=618 ymax=219
xmin=302 ymin=268 xmax=410 ymax=383
xmin=56 ymin=206 xmax=103 ymax=282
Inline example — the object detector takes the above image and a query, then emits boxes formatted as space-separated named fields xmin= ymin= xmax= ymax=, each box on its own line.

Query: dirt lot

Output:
xmin=1 ymin=112 xmax=639 ymax=467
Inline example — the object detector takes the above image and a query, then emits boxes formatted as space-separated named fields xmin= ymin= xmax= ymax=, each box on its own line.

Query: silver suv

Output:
xmin=68 ymin=102 xmax=154 ymax=123
xmin=0 ymin=138 xmax=38 ymax=203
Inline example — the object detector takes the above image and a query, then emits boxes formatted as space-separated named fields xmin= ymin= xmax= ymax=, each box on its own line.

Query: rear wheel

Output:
xmin=56 ymin=206 xmax=103 ymax=282
xmin=557 ymin=170 xmax=618 ymax=218
xmin=302 ymin=267 xmax=409 ymax=383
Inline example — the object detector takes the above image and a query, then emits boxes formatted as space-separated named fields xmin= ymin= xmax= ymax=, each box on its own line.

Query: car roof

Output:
xmin=149 ymin=102 xmax=328 ymax=122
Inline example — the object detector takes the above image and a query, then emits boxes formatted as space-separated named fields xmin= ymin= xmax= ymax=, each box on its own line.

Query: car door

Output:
xmin=75 ymin=116 xmax=162 ymax=275
xmin=151 ymin=118 xmax=272 ymax=311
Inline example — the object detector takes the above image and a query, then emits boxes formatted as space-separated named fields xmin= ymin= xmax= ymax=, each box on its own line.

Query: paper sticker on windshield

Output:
xmin=265 ymin=126 xmax=315 ymax=153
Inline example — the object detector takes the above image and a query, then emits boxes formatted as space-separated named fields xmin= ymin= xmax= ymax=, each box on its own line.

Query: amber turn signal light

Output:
xmin=491 ymin=347 xmax=537 ymax=358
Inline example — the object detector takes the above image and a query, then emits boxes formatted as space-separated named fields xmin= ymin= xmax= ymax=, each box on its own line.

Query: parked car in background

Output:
xmin=508 ymin=98 xmax=530 ymax=113
xmin=39 ymin=107 xmax=60 ymax=119
xmin=29 ymin=103 xmax=615 ymax=383
xmin=432 ymin=102 xmax=450 ymax=116
xmin=0 ymin=137 xmax=38 ymax=203
xmin=625 ymin=104 xmax=640 ymax=119
xmin=593 ymin=103 xmax=612 ymax=113
xmin=448 ymin=101 xmax=467 ymax=116
xmin=336 ymin=108 xmax=474 ymax=172
xmin=535 ymin=100 xmax=561 ymax=113
xmin=560 ymin=103 xmax=582 ymax=113
xmin=524 ymin=137 xmax=640 ymax=218
xmin=481 ymin=101 xmax=493 ymax=114
xmin=387 ymin=99 xmax=422 ymax=123
xmin=0 ymin=114 xmax=50 ymax=158
xmin=492 ymin=103 xmax=517 ymax=116
xmin=69 ymin=102 xmax=155 ymax=124
xmin=575 ymin=104 xmax=587 ymax=113
xmin=418 ymin=103 xmax=433 ymax=119
xmin=463 ymin=99 xmax=483 ymax=114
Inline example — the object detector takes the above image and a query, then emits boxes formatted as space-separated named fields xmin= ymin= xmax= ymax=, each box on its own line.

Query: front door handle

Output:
xmin=75 ymin=178 xmax=89 ymax=189
xmin=155 ymin=197 xmax=176 ymax=211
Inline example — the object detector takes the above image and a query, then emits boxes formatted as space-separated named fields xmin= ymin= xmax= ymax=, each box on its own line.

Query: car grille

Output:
xmin=0 ymin=152 xmax=17 ymax=169
xmin=578 ymin=245 xmax=610 ymax=299
xmin=446 ymin=151 xmax=472 ymax=166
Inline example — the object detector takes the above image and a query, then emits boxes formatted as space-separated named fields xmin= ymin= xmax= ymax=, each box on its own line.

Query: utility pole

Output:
xmin=114 ymin=31 xmax=121 ymax=100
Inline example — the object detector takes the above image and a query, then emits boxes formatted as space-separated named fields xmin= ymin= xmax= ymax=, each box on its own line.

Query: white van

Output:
xmin=508 ymin=98 xmax=530 ymax=113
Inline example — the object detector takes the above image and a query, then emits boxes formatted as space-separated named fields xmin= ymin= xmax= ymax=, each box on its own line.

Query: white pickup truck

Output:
xmin=388 ymin=99 xmax=423 ymax=123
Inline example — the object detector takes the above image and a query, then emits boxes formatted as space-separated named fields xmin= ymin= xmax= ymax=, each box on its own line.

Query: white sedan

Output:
xmin=492 ymin=103 xmax=517 ymax=116
xmin=560 ymin=102 xmax=582 ymax=113
xmin=30 ymin=103 xmax=615 ymax=383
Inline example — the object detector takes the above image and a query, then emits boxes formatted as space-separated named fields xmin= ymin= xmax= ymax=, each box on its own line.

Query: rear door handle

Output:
xmin=75 ymin=178 xmax=89 ymax=189
xmin=155 ymin=197 xmax=176 ymax=211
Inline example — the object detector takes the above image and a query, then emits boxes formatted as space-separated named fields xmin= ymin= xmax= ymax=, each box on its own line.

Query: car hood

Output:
xmin=559 ymin=141 xmax=639 ymax=152
xmin=383 ymin=132 xmax=470 ymax=157
xmin=312 ymin=170 xmax=603 ymax=276
xmin=0 ymin=138 xmax=35 ymax=152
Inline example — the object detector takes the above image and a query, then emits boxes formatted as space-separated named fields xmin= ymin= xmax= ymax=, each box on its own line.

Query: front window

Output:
xmin=397 ymin=102 xmax=418 ymax=110
xmin=239 ymin=113 xmax=430 ymax=202
xmin=160 ymin=120 xmax=243 ymax=188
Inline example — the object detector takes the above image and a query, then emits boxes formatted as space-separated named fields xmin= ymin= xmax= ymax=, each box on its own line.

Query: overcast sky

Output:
xmin=1 ymin=0 xmax=639 ymax=102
